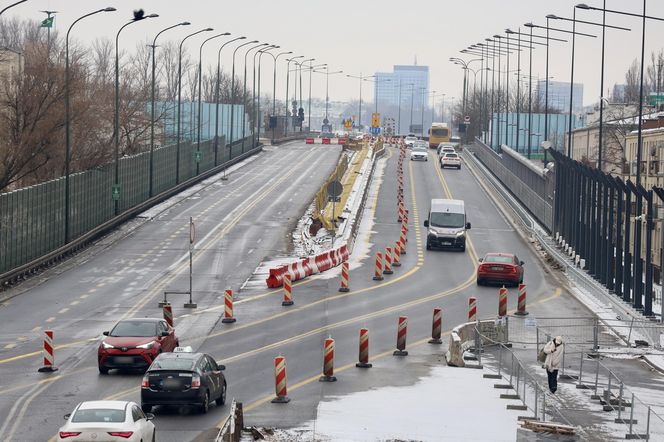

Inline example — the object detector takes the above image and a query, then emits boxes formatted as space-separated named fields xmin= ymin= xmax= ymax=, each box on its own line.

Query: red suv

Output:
xmin=476 ymin=253 xmax=524 ymax=287
xmin=98 ymin=318 xmax=179 ymax=374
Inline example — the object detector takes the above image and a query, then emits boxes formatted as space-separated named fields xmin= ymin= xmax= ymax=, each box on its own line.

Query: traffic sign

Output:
xmin=111 ymin=184 xmax=121 ymax=201
xmin=464 ymin=115 xmax=470 ymax=123
xmin=327 ymin=180 xmax=343 ymax=198
xmin=371 ymin=112 xmax=380 ymax=128
xmin=371 ymin=127 xmax=381 ymax=135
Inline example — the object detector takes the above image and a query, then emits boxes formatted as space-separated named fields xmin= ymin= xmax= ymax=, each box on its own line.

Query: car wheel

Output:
xmin=200 ymin=391 xmax=210 ymax=414
xmin=98 ymin=365 xmax=109 ymax=375
xmin=216 ymin=382 xmax=227 ymax=406
xmin=141 ymin=404 xmax=152 ymax=413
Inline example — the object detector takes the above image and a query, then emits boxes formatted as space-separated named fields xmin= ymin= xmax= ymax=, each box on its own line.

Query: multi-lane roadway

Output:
xmin=0 ymin=140 xmax=593 ymax=441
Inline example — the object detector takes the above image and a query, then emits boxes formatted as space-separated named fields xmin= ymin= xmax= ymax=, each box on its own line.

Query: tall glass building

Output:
xmin=374 ymin=65 xmax=429 ymax=135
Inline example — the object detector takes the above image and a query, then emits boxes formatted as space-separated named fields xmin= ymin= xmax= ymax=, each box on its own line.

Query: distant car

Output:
xmin=450 ymin=135 xmax=461 ymax=145
xmin=440 ymin=152 xmax=462 ymax=169
xmin=404 ymin=135 xmax=418 ymax=147
xmin=437 ymin=144 xmax=456 ymax=157
xmin=98 ymin=318 xmax=179 ymax=374
xmin=141 ymin=348 xmax=227 ymax=414
xmin=410 ymin=146 xmax=428 ymax=161
xmin=413 ymin=140 xmax=428 ymax=149
xmin=477 ymin=253 xmax=524 ymax=287
xmin=57 ymin=400 xmax=155 ymax=442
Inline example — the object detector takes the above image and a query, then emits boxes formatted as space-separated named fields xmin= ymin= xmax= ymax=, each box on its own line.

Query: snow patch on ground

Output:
xmin=297 ymin=365 xmax=522 ymax=442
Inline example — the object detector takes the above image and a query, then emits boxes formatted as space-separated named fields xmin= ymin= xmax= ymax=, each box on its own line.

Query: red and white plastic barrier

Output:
xmin=38 ymin=330 xmax=57 ymax=372
xmin=222 ymin=289 xmax=236 ymax=323
xmin=163 ymin=303 xmax=173 ymax=328
xmin=516 ymin=283 xmax=528 ymax=316
xmin=356 ymin=328 xmax=372 ymax=368
xmin=393 ymin=316 xmax=409 ymax=356
xmin=319 ymin=337 xmax=337 ymax=382
xmin=498 ymin=286 xmax=508 ymax=317
xmin=266 ymin=244 xmax=350 ymax=288
xmin=305 ymin=137 xmax=348 ymax=145
xmin=271 ymin=356 xmax=290 ymax=403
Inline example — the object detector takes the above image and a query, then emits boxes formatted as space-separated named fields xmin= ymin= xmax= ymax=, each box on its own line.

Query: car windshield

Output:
xmin=444 ymin=154 xmax=458 ymax=159
xmin=430 ymin=212 xmax=465 ymax=228
xmin=431 ymin=128 xmax=449 ymax=137
xmin=413 ymin=147 xmax=427 ymax=152
xmin=485 ymin=255 xmax=514 ymax=264
xmin=149 ymin=357 xmax=196 ymax=371
xmin=110 ymin=321 xmax=157 ymax=337
xmin=405 ymin=136 xmax=417 ymax=141
xmin=72 ymin=408 xmax=125 ymax=423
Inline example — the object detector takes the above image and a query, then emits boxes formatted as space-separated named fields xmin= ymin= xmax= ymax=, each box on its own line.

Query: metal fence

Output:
xmin=0 ymin=135 xmax=261 ymax=278
xmin=469 ymin=138 xmax=554 ymax=231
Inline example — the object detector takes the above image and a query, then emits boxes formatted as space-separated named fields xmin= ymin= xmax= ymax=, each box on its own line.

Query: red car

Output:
xmin=476 ymin=253 xmax=524 ymax=287
xmin=98 ymin=318 xmax=179 ymax=374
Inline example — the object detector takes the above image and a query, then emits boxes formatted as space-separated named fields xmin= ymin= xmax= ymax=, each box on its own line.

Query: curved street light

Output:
xmin=229 ymin=40 xmax=258 ymax=147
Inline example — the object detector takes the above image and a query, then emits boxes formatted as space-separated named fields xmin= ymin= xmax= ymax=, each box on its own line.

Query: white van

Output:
xmin=423 ymin=199 xmax=470 ymax=251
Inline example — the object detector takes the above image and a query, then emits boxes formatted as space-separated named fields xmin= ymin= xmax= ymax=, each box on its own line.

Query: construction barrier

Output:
xmin=222 ymin=289 xmax=236 ymax=323
xmin=384 ymin=246 xmax=393 ymax=275
xmin=38 ymin=330 xmax=57 ymax=372
xmin=498 ymin=286 xmax=508 ymax=317
xmin=393 ymin=316 xmax=408 ymax=356
xmin=399 ymin=229 xmax=407 ymax=255
xmin=339 ymin=261 xmax=350 ymax=292
xmin=515 ymin=283 xmax=529 ymax=316
xmin=265 ymin=243 xmax=350 ymax=288
xmin=282 ymin=274 xmax=294 ymax=306
xmin=319 ymin=338 xmax=337 ymax=382
xmin=373 ymin=252 xmax=384 ymax=281
xmin=445 ymin=320 xmax=509 ymax=368
xmin=468 ymin=296 xmax=477 ymax=322
xmin=393 ymin=240 xmax=402 ymax=267
xmin=163 ymin=303 xmax=173 ymax=328
xmin=428 ymin=308 xmax=443 ymax=344
xmin=305 ymin=137 xmax=348 ymax=145
xmin=271 ymin=356 xmax=290 ymax=403
xmin=356 ymin=328 xmax=372 ymax=368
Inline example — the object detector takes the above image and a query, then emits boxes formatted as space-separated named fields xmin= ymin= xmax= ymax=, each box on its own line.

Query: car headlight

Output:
xmin=136 ymin=341 xmax=155 ymax=349
xmin=102 ymin=341 xmax=114 ymax=349
xmin=456 ymin=231 xmax=466 ymax=237
xmin=428 ymin=228 xmax=439 ymax=236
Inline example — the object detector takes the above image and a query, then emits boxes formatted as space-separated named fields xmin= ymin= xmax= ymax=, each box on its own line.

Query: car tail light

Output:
xmin=510 ymin=266 xmax=518 ymax=273
xmin=59 ymin=432 xmax=81 ymax=439
xmin=478 ymin=264 xmax=487 ymax=272
xmin=141 ymin=375 xmax=149 ymax=389
xmin=107 ymin=432 xmax=133 ymax=438
xmin=191 ymin=375 xmax=201 ymax=389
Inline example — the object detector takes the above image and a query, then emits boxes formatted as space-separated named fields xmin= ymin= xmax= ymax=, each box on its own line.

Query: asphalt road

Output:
xmin=0 ymin=142 xmax=602 ymax=441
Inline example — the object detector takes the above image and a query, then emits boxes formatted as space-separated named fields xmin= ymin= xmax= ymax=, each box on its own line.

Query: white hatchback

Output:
xmin=410 ymin=147 xmax=428 ymax=161
xmin=440 ymin=152 xmax=462 ymax=169
xmin=57 ymin=401 xmax=155 ymax=442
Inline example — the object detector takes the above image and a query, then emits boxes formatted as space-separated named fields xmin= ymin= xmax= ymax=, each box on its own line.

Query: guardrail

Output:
xmin=215 ymin=399 xmax=243 ymax=442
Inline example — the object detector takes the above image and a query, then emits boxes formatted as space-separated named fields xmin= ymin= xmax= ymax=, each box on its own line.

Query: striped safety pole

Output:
xmin=393 ymin=316 xmax=409 ymax=356
xmin=428 ymin=308 xmax=443 ymax=344
xmin=393 ymin=240 xmax=402 ymax=267
xmin=271 ymin=355 xmax=290 ymax=403
xmin=498 ymin=286 xmax=508 ymax=317
xmin=384 ymin=246 xmax=393 ymax=274
xmin=162 ymin=303 xmax=174 ymax=328
xmin=38 ymin=330 xmax=58 ymax=372
xmin=399 ymin=229 xmax=407 ymax=255
xmin=468 ymin=297 xmax=477 ymax=322
xmin=515 ymin=283 xmax=529 ymax=316
xmin=356 ymin=328 xmax=372 ymax=368
xmin=319 ymin=337 xmax=337 ymax=382
xmin=339 ymin=261 xmax=350 ymax=292
xmin=222 ymin=289 xmax=236 ymax=323
xmin=373 ymin=252 xmax=384 ymax=281
xmin=282 ymin=273 xmax=294 ymax=306
xmin=402 ymin=224 xmax=408 ymax=243
xmin=398 ymin=203 xmax=404 ymax=222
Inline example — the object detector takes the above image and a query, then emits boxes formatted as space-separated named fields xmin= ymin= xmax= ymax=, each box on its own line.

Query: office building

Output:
xmin=374 ymin=64 xmax=429 ymax=134
xmin=537 ymin=80 xmax=583 ymax=113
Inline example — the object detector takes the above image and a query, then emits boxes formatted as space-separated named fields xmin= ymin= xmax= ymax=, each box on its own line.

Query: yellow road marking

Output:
xmin=70 ymin=300 xmax=79 ymax=306
xmin=45 ymin=317 xmax=55 ymax=323
xmin=31 ymin=326 xmax=41 ymax=332
xmin=4 ymin=343 xmax=16 ymax=349
xmin=57 ymin=308 xmax=69 ymax=314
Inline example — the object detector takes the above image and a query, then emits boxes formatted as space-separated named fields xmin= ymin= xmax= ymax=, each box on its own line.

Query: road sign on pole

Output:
xmin=464 ymin=115 xmax=471 ymax=123
xmin=111 ymin=184 xmax=121 ymax=201
xmin=371 ymin=112 xmax=380 ymax=128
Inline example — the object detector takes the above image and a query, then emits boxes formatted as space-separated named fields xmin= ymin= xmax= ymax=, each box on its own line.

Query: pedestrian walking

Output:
xmin=543 ymin=336 xmax=564 ymax=394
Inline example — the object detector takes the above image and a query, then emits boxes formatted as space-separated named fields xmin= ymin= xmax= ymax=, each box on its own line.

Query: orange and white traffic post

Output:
xmin=339 ymin=261 xmax=350 ymax=292
xmin=399 ymin=228 xmax=407 ymax=255
xmin=393 ymin=240 xmax=402 ymax=266
xmin=356 ymin=328 xmax=372 ymax=368
xmin=271 ymin=355 xmax=290 ymax=403
xmin=38 ymin=330 xmax=58 ymax=372
xmin=373 ymin=252 xmax=384 ymax=281
xmin=515 ymin=283 xmax=529 ymax=316
xmin=162 ymin=303 xmax=174 ymax=327
xmin=498 ymin=286 xmax=508 ymax=317
xmin=384 ymin=246 xmax=394 ymax=275
xmin=393 ymin=316 xmax=409 ymax=356
xmin=468 ymin=296 xmax=477 ymax=322
xmin=428 ymin=308 xmax=443 ymax=344
xmin=282 ymin=274 xmax=294 ymax=306
xmin=222 ymin=289 xmax=236 ymax=323
xmin=319 ymin=337 xmax=337 ymax=382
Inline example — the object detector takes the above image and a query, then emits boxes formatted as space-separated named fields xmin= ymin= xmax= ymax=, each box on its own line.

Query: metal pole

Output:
xmin=359 ymin=74 xmax=363 ymax=130
xmin=544 ymin=17 xmax=549 ymax=163
xmin=567 ymin=8 xmax=577 ymax=157
xmin=397 ymin=78 xmax=402 ymax=135
xmin=230 ymin=40 xmax=256 ymax=151
xmin=636 ymin=0 xmax=647 ymax=188
xmin=598 ymin=0 xmax=607 ymax=170
xmin=214 ymin=37 xmax=245 ymax=167
xmin=505 ymin=32 xmax=510 ymax=146
xmin=516 ymin=29 xmax=521 ymax=151
xmin=527 ymin=27 xmax=533 ymax=158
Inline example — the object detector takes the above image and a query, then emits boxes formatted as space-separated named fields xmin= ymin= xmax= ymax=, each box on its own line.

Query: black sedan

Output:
xmin=140 ymin=348 xmax=226 ymax=414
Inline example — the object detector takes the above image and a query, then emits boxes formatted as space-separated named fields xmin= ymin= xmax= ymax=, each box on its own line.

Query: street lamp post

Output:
xmin=346 ymin=73 xmax=374 ymax=130
xmin=284 ymin=56 xmax=303 ymax=137
xmin=228 ymin=40 xmax=258 ymax=150
xmin=0 ymin=0 xmax=27 ymax=17
xmin=256 ymin=46 xmax=279 ymax=143
xmin=114 ymin=11 xmax=158 ymax=215
xmin=64 ymin=6 xmax=116 ymax=242
xmin=196 ymin=32 xmax=229 ymax=176
xmin=214 ymin=36 xmax=245 ymax=166
xmin=149 ymin=21 xmax=189 ymax=197
xmin=271 ymin=51 xmax=292 ymax=140
xmin=176 ymin=28 xmax=213 ymax=184
xmin=241 ymin=43 xmax=268 ymax=145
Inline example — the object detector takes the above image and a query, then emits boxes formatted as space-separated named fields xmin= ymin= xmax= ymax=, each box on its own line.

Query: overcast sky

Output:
xmin=7 ymin=0 xmax=664 ymax=108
